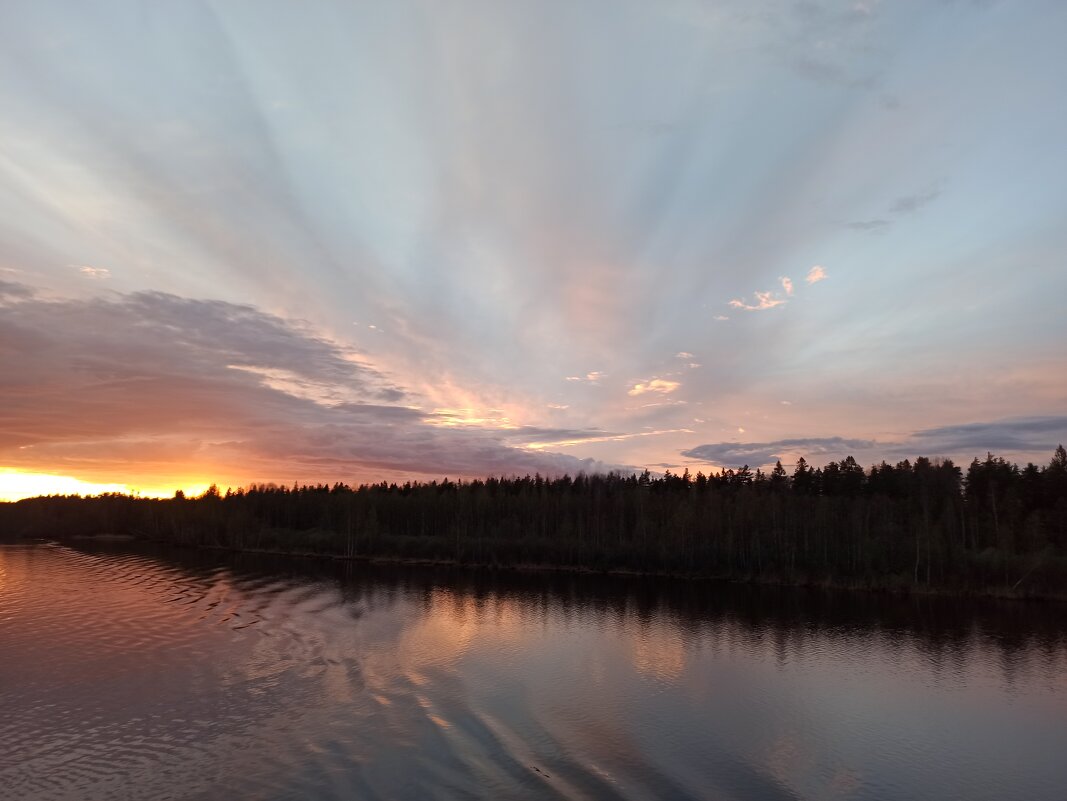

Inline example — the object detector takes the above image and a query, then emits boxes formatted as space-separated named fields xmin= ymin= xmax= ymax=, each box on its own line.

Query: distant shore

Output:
xmin=4 ymin=449 xmax=1066 ymax=601
xmin=45 ymin=532 xmax=1063 ymax=603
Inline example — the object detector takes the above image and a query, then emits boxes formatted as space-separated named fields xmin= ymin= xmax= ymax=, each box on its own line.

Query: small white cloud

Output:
xmin=628 ymin=378 xmax=681 ymax=397
xmin=780 ymin=400 xmax=792 ymax=405
xmin=78 ymin=266 xmax=110 ymax=279
xmin=686 ymin=363 xmax=701 ymax=369
xmin=729 ymin=290 xmax=787 ymax=311
xmin=565 ymin=371 xmax=606 ymax=384
xmin=738 ymin=427 xmax=745 ymax=434
xmin=713 ymin=315 xmax=729 ymax=321
xmin=547 ymin=403 xmax=569 ymax=410
xmin=675 ymin=351 xmax=694 ymax=359
xmin=806 ymin=265 xmax=827 ymax=284
xmin=780 ymin=276 xmax=794 ymax=296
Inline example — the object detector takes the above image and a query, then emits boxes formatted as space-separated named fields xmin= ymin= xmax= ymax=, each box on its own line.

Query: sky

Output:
xmin=2 ymin=0 xmax=1066 ymax=500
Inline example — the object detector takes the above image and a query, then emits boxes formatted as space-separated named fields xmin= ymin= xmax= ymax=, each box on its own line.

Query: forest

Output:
xmin=2 ymin=447 xmax=1066 ymax=598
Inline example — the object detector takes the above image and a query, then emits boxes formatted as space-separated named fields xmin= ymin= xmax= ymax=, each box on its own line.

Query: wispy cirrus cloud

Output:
xmin=845 ymin=219 xmax=891 ymax=232
xmin=890 ymin=186 xmax=942 ymax=215
xmin=847 ymin=185 xmax=943 ymax=232
xmin=525 ymin=428 xmax=691 ymax=451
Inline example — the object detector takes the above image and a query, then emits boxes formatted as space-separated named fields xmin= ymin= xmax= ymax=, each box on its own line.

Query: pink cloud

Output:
xmin=806 ymin=265 xmax=827 ymax=284
xmin=729 ymin=290 xmax=787 ymax=311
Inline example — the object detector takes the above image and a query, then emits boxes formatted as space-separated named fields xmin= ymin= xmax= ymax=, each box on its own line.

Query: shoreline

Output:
xmin=79 ymin=535 xmax=1067 ymax=604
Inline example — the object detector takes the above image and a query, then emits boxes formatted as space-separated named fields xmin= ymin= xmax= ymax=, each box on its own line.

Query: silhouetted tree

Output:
xmin=3 ymin=448 xmax=1066 ymax=597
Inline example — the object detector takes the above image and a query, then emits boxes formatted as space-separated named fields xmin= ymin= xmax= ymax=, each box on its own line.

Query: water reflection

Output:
xmin=1 ymin=541 xmax=1065 ymax=800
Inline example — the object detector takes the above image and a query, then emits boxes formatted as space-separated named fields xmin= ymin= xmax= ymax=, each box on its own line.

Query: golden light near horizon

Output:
xmin=0 ymin=470 xmax=212 ymax=503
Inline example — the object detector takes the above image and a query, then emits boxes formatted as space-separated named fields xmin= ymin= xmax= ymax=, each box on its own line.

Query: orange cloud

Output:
xmin=628 ymin=378 xmax=680 ymax=396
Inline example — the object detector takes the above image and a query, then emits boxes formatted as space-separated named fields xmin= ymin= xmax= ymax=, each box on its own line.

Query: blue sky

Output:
xmin=1 ymin=0 xmax=1066 ymax=494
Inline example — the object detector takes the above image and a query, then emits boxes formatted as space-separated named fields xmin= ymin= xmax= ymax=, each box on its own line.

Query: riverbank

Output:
xmin=6 ymin=463 xmax=1066 ymax=601
xmin=99 ymin=534 xmax=1065 ymax=603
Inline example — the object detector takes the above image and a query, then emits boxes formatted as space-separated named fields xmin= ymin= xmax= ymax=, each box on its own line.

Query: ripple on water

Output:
xmin=1 ymin=542 xmax=1066 ymax=800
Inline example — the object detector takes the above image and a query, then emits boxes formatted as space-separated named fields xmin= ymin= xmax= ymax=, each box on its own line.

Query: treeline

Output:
xmin=2 ymin=447 xmax=1066 ymax=597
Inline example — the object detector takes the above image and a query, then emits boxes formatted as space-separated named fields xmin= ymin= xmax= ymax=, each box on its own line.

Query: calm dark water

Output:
xmin=1 ymin=542 xmax=1065 ymax=800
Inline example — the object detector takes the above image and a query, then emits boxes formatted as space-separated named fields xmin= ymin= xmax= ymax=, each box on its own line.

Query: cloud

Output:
xmin=0 ymin=0 xmax=1055 ymax=489
xmin=846 ymin=186 xmax=942 ymax=232
xmin=782 ymin=3 xmax=889 ymax=91
xmin=628 ymin=378 xmax=681 ymax=397
xmin=0 ymin=283 xmax=613 ymax=484
xmin=729 ymin=290 xmax=787 ymax=311
xmin=0 ymin=280 xmax=34 ymax=300
xmin=78 ymin=266 xmax=111 ymax=279
xmin=845 ymin=219 xmax=891 ymax=232
xmin=565 ymin=371 xmax=606 ymax=383
xmin=682 ymin=437 xmax=877 ymax=467
xmin=889 ymin=186 xmax=941 ymax=215
xmin=526 ymin=428 xmax=691 ymax=450
xmin=780 ymin=277 xmax=794 ymax=296
xmin=908 ymin=416 xmax=1067 ymax=456
xmin=806 ymin=265 xmax=827 ymax=284
xmin=680 ymin=416 xmax=1067 ymax=468
xmin=675 ymin=351 xmax=694 ymax=359
xmin=499 ymin=426 xmax=617 ymax=445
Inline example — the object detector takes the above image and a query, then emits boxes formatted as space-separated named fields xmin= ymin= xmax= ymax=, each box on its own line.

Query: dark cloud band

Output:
xmin=0 ymin=283 xmax=612 ymax=483
xmin=682 ymin=418 xmax=1067 ymax=468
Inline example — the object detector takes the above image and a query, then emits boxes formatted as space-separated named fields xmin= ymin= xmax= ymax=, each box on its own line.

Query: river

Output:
xmin=1 ymin=541 xmax=1065 ymax=800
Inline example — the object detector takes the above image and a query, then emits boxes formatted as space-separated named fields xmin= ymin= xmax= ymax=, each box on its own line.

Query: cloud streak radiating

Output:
xmin=0 ymin=0 xmax=1065 ymax=490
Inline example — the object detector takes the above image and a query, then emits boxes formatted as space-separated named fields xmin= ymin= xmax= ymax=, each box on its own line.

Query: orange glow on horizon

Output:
xmin=0 ymin=469 xmax=211 ymax=502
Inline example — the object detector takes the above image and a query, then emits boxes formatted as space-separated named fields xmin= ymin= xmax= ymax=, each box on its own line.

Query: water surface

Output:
xmin=1 ymin=541 xmax=1065 ymax=800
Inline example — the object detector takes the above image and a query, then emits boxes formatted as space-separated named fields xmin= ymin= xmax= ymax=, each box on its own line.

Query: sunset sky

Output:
xmin=2 ymin=0 xmax=1066 ymax=500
